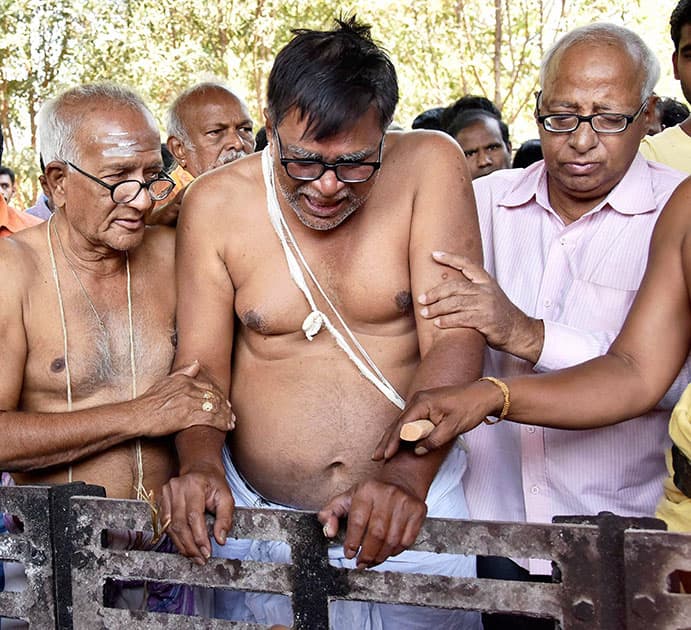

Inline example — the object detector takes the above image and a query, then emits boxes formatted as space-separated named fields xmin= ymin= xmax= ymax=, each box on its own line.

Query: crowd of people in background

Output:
xmin=1 ymin=2 xmax=691 ymax=629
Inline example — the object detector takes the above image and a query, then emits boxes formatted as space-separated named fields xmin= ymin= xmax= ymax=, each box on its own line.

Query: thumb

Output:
xmin=318 ymin=493 xmax=351 ymax=538
xmin=171 ymin=360 xmax=200 ymax=378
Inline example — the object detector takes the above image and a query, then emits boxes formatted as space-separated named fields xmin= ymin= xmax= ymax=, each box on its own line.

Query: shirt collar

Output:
xmin=499 ymin=152 xmax=657 ymax=217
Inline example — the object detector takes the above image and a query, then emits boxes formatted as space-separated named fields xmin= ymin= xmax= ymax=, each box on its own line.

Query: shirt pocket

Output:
xmin=561 ymin=278 xmax=638 ymax=331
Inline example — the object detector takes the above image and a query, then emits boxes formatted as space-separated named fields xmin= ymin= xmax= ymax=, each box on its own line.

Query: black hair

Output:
xmin=0 ymin=166 xmax=15 ymax=184
xmin=671 ymin=0 xmax=691 ymax=50
xmin=659 ymin=96 xmax=690 ymax=128
xmin=512 ymin=139 xmax=543 ymax=169
xmin=441 ymin=95 xmax=502 ymax=129
xmin=411 ymin=107 xmax=445 ymax=130
xmin=254 ymin=127 xmax=268 ymax=151
xmin=447 ymin=108 xmax=509 ymax=145
xmin=267 ymin=16 xmax=398 ymax=140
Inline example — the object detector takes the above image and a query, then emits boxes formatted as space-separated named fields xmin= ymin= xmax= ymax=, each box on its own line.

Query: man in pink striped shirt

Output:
xmin=400 ymin=22 xmax=691 ymax=629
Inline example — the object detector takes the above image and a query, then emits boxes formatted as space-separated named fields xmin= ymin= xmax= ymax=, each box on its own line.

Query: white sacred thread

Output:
xmin=47 ymin=214 xmax=146 ymax=497
xmin=261 ymin=147 xmax=405 ymax=410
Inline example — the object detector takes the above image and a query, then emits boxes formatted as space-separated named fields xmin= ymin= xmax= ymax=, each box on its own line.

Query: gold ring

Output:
xmin=202 ymin=401 xmax=214 ymax=413
xmin=203 ymin=391 xmax=214 ymax=400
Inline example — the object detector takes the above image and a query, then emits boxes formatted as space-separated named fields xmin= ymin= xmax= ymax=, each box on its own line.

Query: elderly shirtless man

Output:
xmin=0 ymin=84 xmax=231 ymax=609
xmin=160 ymin=18 xmax=483 ymax=629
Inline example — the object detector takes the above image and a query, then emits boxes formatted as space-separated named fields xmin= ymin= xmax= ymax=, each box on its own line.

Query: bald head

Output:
xmin=166 ymin=83 xmax=254 ymax=177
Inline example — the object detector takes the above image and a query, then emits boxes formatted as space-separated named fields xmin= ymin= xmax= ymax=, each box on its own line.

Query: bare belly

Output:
xmin=13 ymin=438 xmax=176 ymax=499
xmin=229 ymin=340 xmax=415 ymax=510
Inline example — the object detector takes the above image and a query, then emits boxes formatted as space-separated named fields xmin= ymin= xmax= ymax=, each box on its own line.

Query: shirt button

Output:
xmin=526 ymin=426 xmax=536 ymax=434
xmin=559 ymin=237 xmax=567 ymax=246
xmin=543 ymin=299 xmax=552 ymax=308
xmin=530 ymin=485 xmax=540 ymax=495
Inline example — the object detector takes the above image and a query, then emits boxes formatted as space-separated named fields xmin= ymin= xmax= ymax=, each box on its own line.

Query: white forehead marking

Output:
xmin=99 ymin=131 xmax=142 ymax=158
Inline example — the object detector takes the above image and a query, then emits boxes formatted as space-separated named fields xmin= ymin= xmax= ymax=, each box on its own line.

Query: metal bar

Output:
xmin=624 ymin=528 xmax=691 ymax=629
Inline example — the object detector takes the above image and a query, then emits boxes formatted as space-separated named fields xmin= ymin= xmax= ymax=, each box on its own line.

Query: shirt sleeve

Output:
xmin=536 ymin=320 xmax=691 ymax=412
xmin=535 ymin=319 xmax=615 ymax=372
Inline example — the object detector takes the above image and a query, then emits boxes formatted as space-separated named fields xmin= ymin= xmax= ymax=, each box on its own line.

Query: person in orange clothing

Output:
xmin=0 ymin=133 xmax=42 ymax=236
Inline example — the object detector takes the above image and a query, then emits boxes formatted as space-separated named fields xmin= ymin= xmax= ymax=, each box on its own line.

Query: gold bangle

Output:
xmin=478 ymin=376 xmax=510 ymax=424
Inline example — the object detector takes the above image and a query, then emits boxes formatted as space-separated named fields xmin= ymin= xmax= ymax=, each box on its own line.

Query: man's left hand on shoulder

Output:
xmin=418 ymin=251 xmax=544 ymax=362
xmin=318 ymin=478 xmax=427 ymax=569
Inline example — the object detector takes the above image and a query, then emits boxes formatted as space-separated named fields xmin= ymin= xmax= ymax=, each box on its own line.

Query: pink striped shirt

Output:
xmin=463 ymin=154 xmax=689 ymax=572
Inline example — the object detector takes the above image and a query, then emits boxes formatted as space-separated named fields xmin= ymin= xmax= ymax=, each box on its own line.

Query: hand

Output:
xmin=419 ymin=251 xmax=544 ymax=362
xmin=159 ymin=464 xmax=234 ymax=565
xmin=318 ymin=479 xmax=427 ymax=570
xmin=136 ymin=361 xmax=235 ymax=437
xmin=372 ymin=380 xmax=503 ymax=461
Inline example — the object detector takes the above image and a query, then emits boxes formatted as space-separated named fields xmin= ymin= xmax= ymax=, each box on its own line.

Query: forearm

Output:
xmin=386 ymin=329 xmax=484 ymax=495
xmin=0 ymin=402 xmax=142 ymax=471
xmin=410 ymin=328 xmax=485 ymax=392
xmin=502 ymin=354 xmax=660 ymax=429
xmin=175 ymin=425 xmax=226 ymax=475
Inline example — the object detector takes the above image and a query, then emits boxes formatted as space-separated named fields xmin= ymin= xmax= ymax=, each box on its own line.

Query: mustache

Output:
xmin=218 ymin=149 xmax=249 ymax=164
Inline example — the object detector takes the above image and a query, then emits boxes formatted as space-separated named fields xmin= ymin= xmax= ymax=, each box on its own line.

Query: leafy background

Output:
xmin=0 ymin=0 xmax=677 ymax=207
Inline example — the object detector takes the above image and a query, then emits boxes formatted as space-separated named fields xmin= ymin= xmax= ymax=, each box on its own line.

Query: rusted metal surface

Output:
xmin=0 ymin=485 xmax=55 ymax=627
xmin=0 ymin=485 xmax=690 ymax=628
xmin=68 ymin=497 xmax=654 ymax=629
xmin=624 ymin=528 xmax=691 ymax=629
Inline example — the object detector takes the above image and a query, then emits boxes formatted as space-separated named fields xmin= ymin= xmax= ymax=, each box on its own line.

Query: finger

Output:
xmin=400 ymin=505 xmax=427 ymax=550
xmin=209 ymin=485 xmax=234 ymax=546
xmin=421 ymin=293 xmax=482 ymax=320
xmin=163 ymin=482 xmax=203 ymax=562
xmin=351 ymin=496 xmax=387 ymax=569
xmin=371 ymin=419 xmax=401 ymax=461
xmin=432 ymin=251 xmax=488 ymax=283
xmin=171 ymin=360 xmax=200 ymax=378
xmin=187 ymin=506 xmax=212 ymax=564
xmin=379 ymin=398 xmax=434 ymax=460
xmin=413 ymin=421 xmax=462 ymax=456
xmin=342 ymin=492 xmax=373 ymax=563
xmin=369 ymin=500 xmax=412 ymax=566
xmin=317 ymin=493 xmax=351 ymax=540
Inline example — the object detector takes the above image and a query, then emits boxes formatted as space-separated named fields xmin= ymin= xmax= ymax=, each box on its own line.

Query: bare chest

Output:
xmin=233 ymin=227 xmax=415 ymax=340
xmin=22 ymin=272 xmax=175 ymax=408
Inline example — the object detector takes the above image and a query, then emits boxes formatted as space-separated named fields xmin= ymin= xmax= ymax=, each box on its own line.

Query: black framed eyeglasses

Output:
xmin=275 ymin=131 xmax=384 ymax=183
xmin=65 ymin=161 xmax=175 ymax=204
xmin=534 ymin=91 xmax=649 ymax=134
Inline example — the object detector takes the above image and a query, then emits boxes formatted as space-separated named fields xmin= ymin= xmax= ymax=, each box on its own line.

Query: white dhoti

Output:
xmin=213 ymin=443 xmax=480 ymax=629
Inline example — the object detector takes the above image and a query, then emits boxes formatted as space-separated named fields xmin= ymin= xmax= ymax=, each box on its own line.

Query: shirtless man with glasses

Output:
xmin=160 ymin=17 xmax=483 ymax=630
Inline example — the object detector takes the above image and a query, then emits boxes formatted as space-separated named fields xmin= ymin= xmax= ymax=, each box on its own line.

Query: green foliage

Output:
xmin=0 ymin=0 xmax=678 ymax=209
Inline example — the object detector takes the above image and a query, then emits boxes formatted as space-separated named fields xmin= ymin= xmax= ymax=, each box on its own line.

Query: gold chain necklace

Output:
xmin=46 ymin=214 xmax=147 ymax=501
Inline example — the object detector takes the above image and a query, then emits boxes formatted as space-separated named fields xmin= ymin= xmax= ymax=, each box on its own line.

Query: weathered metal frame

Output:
xmin=0 ymin=485 xmax=689 ymax=629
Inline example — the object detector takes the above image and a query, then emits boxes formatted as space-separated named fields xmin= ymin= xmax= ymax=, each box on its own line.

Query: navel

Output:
xmin=50 ymin=357 xmax=66 ymax=373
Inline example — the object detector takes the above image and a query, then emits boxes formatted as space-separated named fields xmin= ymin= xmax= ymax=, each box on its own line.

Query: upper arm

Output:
xmin=407 ymin=134 xmax=485 ymax=380
xmin=608 ymin=177 xmax=691 ymax=400
xmin=0 ymin=242 xmax=29 ymax=410
xmin=174 ymin=178 xmax=235 ymax=395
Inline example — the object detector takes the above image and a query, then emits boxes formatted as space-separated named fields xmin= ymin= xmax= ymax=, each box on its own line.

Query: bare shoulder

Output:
xmin=385 ymin=129 xmax=464 ymax=164
xmin=654 ymin=176 xmax=691 ymax=243
xmin=381 ymin=130 xmax=468 ymax=188
xmin=139 ymin=224 xmax=176 ymax=265
xmin=0 ymin=224 xmax=45 ymax=284
xmin=180 ymin=153 xmax=262 ymax=226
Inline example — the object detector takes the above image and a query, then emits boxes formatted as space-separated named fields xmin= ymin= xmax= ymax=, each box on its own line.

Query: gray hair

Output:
xmin=38 ymin=83 xmax=154 ymax=164
xmin=539 ymin=23 xmax=660 ymax=101
xmin=166 ymin=82 xmax=242 ymax=146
